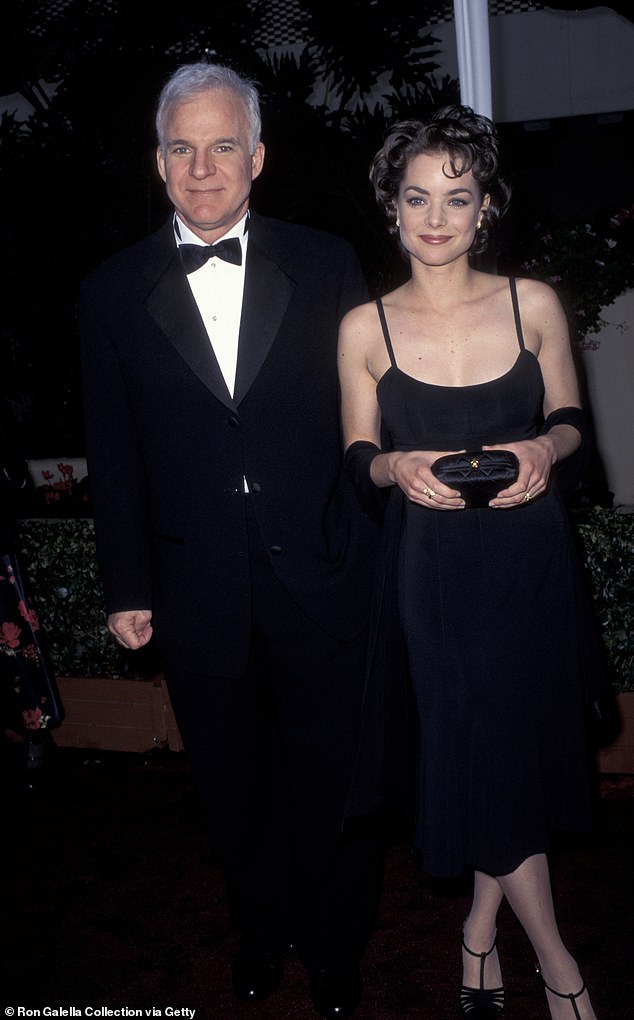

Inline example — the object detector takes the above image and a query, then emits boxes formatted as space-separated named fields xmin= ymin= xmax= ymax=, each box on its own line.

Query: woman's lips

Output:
xmin=420 ymin=235 xmax=452 ymax=244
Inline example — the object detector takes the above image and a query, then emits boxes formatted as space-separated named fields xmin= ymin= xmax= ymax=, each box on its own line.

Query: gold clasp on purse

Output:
xmin=470 ymin=457 xmax=480 ymax=470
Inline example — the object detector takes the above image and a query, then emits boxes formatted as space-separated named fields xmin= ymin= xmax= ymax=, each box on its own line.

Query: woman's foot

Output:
xmin=461 ymin=927 xmax=504 ymax=1017
xmin=536 ymin=963 xmax=597 ymax=1020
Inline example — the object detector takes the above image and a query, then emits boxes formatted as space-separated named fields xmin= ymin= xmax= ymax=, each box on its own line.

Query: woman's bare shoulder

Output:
xmin=513 ymin=275 xmax=564 ymax=315
xmin=340 ymin=298 xmax=381 ymax=335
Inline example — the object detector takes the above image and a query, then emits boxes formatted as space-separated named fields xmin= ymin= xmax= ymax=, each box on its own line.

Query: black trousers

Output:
xmin=164 ymin=500 xmax=381 ymax=972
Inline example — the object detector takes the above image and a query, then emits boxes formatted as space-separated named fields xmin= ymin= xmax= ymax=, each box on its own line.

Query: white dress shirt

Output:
xmin=175 ymin=213 xmax=248 ymax=399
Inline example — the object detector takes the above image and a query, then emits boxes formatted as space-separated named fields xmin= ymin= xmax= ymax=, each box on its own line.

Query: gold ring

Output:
xmin=524 ymin=490 xmax=532 ymax=503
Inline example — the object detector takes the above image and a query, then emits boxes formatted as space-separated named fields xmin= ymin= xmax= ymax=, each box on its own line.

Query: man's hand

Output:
xmin=108 ymin=609 xmax=153 ymax=649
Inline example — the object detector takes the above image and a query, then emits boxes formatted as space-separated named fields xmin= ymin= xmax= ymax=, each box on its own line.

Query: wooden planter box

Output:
xmin=50 ymin=678 xmax=632 ymax=770
xmin=597 ymin=692 xmax=634 ymax=774
xmin=53 ymin=673 xmax=184 ymax=754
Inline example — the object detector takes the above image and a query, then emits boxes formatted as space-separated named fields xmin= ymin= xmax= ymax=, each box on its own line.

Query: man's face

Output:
xmin=157 ymin=88 xmax=265 ymax=242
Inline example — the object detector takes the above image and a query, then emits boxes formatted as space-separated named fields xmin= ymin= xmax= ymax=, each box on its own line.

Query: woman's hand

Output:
xmin=383 ymin=449 xmax=466 ymax=510
xmin=486 ymin=436 xmax=556 ymax=508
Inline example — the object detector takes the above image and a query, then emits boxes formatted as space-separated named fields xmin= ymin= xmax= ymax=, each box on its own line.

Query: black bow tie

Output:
xmin=179 ymin=237 xmax=242 ymax=273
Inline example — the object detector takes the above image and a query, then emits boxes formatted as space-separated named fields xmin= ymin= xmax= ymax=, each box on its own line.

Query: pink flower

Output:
xmin=0 ymin=621 xmax=21 ymax=648
xmin=22 ymin=707 xmax=43 ymax=730
xmin=610 ymin=206 xmax=633 ymax=228
xmin=18 ymin=600 xmax=40 ymax=629
xmin=41 ymin=470 xmax=54 ymax=481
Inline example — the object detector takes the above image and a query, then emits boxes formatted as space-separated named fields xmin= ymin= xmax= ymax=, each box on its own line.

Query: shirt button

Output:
xmin=251 ymin=481 xmax=262 ymax=493
xmin=269 ymin=545 xmax=282 ymax=556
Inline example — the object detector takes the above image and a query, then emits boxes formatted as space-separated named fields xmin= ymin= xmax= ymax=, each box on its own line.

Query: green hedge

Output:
xmin=18 ymin=519 xmax=158 ymax=679
xmin=17 ymin=509 xmax=634 ymax=689
xmin=575 ymin=508 xmax=634 ymax=692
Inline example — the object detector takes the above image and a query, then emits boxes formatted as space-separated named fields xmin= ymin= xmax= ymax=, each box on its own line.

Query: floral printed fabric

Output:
xmin=0 ymin=552 xmax=64 ymax=733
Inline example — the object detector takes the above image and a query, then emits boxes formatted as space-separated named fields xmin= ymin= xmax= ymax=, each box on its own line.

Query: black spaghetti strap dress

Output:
xmin=375 ymin=277 xmax=595 ymax=878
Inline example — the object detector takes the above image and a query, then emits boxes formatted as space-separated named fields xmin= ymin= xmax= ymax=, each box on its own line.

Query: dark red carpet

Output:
xmin=1 ymin=744 xmax=632 ymax=1019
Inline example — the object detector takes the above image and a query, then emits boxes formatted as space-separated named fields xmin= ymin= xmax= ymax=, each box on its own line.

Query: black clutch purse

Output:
xmin=431 ymin=449 xmax=519 ymax=508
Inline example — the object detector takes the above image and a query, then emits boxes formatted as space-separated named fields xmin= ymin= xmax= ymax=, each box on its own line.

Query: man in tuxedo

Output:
xmin=80 ymin=63 xmax=379 ymax=1018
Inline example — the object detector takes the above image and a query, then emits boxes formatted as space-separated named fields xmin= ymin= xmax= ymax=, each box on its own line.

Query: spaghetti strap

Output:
xmin=509 ymin=276 xmax=526 ymax=351
xmin=376 ymin=297 xmax=398 ymax=368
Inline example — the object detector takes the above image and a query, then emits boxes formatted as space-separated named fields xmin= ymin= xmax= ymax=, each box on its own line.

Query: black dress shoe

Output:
xmin=232 ymin=948 xmax=283 ymax=1002
xmin=309 ymin=967 xmax=362 ymax=1019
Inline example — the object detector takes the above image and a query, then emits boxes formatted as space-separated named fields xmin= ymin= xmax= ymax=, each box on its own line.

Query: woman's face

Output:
xmin=395 ymin=150 xmax=489 ymax=267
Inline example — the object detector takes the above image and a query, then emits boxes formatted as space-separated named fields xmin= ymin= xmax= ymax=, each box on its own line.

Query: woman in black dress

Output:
xmin=338 ymin=107 xmax=599 ymax=1019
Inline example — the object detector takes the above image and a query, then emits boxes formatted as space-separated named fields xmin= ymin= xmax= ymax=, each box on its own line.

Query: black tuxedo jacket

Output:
xmin=80 ymin=213 xmax=377 ymax=676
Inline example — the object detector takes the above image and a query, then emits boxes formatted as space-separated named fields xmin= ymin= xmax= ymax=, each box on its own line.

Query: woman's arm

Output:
xmin=338 ymin=305 xmax=383 ymax=455
xmin=488 ymin=279 xmax=583 ymax=507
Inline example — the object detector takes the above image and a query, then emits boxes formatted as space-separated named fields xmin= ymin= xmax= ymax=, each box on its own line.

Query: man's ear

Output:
xmin=251 ymin=142 xmax=265 ymax=181
xmin=156 ymin=146 xmax=167 ymax=183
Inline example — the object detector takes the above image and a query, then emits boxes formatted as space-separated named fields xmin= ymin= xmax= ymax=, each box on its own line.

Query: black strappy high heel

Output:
xmin=460 ymin=934 xmax=505 ymax=1018
xmin=536 ymin=963 xmax=587 ymax=1020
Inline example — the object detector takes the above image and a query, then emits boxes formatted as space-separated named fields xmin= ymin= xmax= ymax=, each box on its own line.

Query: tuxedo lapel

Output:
xmin=233 ymin=224 xmax=295 ymax=405
xmin=143 ymin=216 xmax=295 ymax=409
xmin=145 ymin=251 xmax=236 ymax=410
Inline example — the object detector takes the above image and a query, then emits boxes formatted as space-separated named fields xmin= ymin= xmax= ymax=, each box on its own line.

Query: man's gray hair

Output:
xmin=156 ymin=62 xmax=262 ymax=154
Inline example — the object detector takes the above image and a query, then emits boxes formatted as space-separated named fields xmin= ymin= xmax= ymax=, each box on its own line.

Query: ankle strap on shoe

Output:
xmin=536 ymin=965 xmax=586 ymax=1020
xmin=462 ymin=933 xmax=497 ymax=987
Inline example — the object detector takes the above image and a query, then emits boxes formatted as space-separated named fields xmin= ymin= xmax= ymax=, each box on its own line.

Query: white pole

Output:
xmin=453 ymin=0 xmax=493 ymax=118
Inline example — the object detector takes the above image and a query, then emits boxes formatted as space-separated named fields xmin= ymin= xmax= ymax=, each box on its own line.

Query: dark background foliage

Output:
xmin=1 ymin=0 xmax=632 ymax=456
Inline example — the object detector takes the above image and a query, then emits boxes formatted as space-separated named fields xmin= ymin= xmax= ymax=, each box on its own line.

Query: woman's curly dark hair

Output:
xmin=370 ymin=105 xmax=511 ymax=255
